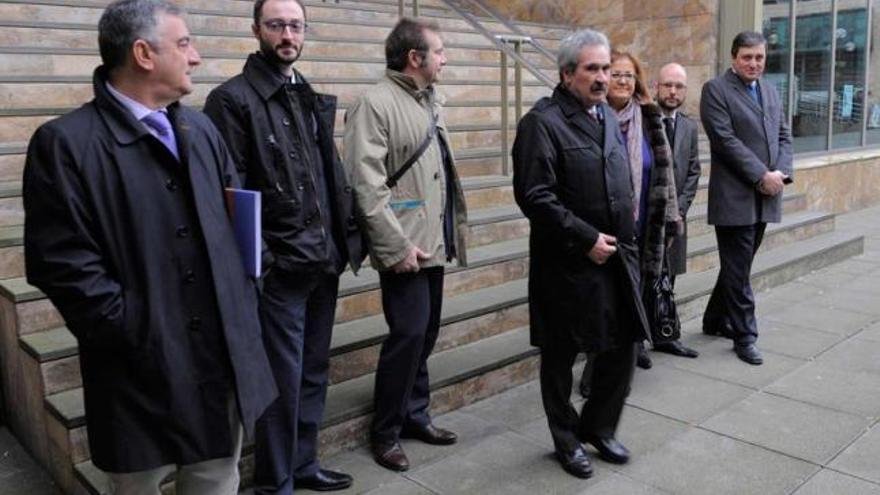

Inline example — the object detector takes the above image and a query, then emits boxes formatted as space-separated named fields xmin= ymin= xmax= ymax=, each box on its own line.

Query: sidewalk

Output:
xmin=0 ymin=427 xmax=61 ymax=494
xmin=304 ymin=204 xmax=880 ymax=495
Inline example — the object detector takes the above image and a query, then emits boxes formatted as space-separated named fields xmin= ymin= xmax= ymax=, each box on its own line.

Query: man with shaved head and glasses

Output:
xmin=204 ymin=0 xmax=364 ymax=492
xmin=512 ymin=28 xmax=651 ymax=479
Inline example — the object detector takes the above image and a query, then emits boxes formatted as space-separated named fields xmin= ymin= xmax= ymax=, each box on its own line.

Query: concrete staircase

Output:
xmin=0 ymin=0 xmax=864 ymax=494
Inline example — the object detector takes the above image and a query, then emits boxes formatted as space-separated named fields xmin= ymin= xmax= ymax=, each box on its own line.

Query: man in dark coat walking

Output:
xmin=203 ymin=0 xmax=363 ymax=492
xmin=512 ymin=28 xmax=650 ymax=480
xmin=23 ymin=0 xmax=276 ymax=492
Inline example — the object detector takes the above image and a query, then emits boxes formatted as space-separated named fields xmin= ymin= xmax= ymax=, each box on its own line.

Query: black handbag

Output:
xmin=643 ymin=257 xmax=681 ymax=344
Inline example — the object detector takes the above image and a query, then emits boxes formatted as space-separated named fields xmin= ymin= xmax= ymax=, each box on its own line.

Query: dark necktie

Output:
xmin=747 ymin=83 xmax=761 ymax=106
xmin=142 ymin=111 xmax=179 ymax=160
xmin=663 ymin=116 xmax=675 ymax=149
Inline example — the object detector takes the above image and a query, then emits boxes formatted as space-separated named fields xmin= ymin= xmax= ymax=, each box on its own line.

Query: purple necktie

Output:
xmin=142 ymin=111 xmax=179 ymax=160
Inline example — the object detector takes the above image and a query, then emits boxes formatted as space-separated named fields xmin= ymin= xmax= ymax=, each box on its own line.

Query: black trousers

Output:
xmin=541 ymin=335 xmax=637 ymax=454
xmin=371 ymin=267 xmax=444 ymax=444
xmin=703 ymin=223 xmax=766 ymax=346
xmin=253 ymin=271 xmax=339 ymax=494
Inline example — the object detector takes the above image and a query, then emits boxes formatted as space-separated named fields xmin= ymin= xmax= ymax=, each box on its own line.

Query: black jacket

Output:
xmin=513 ymin=86 xmax=650 ymax=352
xmin=23 ymin=67 xmax=277 ymax=472
xmin=204 ymin=53 xmax=363 ymax=275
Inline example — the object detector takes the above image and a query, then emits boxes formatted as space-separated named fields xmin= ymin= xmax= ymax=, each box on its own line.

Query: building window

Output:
xmin=832 ymin=1 xmax=868 ymax=149
xmin=792 ymin=1 xmax=834 ymax=153
xmin=764 ymin=0 xmax=794 ymax=120
xmin=868 ymin=0 xmax=880 ymax=144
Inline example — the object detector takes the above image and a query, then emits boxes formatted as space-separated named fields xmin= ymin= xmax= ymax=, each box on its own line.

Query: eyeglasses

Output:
xmin=610 ymin=72 xmax=636 ymax=81
xmin=262 ymin=20 xmax=308 ymax=34
xmin=660 ymin=82 xmax=687 ymax=90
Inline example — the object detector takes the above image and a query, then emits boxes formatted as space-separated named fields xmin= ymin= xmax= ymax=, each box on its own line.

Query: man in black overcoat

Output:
xmin=23 ymin=0 xmax=277 ymax=492
xmin=512 ymin=28 xmax=650 ymax=480
xmin=204 ymin=0 xmax=363 ymax=492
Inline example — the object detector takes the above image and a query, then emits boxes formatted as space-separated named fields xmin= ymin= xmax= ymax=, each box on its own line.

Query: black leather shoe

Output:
xmin=371 ymin=441 xmax=410 ymax=472
xmin=636 ymin=344 xmax=653 ymax=369
xmin=654 ymin=340 xmax=699 ymax=358
xmin=295 ymin=469 xmax=353 ymax=491
xmin=400 ymin=423 xmax=458 ymax=445
xmin=735 ymin=344 xmax=763 ymax=365
xmin=703 ymin=322 xmax=734 ymax=339
xmin=556 ymin=445 xmax=593 ymax=479
xmin=581 ymin=434 xmax=630 ymax=464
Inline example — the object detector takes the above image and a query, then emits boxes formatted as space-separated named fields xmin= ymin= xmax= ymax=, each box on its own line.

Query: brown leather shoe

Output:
xmin=371 ymin=441 xmax=410 ymax=472
xmin=400 ymin=423 xmax=458 ymax=445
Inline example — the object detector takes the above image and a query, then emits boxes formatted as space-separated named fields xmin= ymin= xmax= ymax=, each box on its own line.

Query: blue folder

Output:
xmin=225 ymin=188 xmax=261 ymax=278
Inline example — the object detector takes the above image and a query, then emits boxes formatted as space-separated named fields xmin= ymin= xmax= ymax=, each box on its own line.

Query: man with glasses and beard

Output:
xmin=204 ymin=0 xmax=363 ymax=492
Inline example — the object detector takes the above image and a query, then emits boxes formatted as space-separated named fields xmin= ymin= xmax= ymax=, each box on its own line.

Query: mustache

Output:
xmin=591 ymin=82 xmax=607 ymax=92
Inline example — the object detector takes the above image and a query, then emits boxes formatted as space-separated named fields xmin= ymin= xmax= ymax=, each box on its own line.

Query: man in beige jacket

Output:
xmin=343 ymin=17 xmax=468 ymax=472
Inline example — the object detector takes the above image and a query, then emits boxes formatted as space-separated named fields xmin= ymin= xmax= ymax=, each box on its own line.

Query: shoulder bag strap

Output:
xmin=385 ymin=111 xmax=440 ymax=188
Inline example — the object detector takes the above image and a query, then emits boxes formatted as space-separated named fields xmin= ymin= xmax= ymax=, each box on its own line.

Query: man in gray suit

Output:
xmin=652 ymin=62 xmax=700 ymax=359
xmin=699 ymin=31 xmax=793 ymax=365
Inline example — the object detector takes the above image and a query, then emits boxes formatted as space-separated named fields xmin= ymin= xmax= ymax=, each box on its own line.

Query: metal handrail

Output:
xmin=441 ymin=0 xmax=556 ymax=175
xmin=398 ymin=0 xmax=420 ymax=17
xmin=461 ymin=0 xmax=557 ymax=64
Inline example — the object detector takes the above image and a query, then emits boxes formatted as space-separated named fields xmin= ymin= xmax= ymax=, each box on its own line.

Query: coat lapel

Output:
xmin=553 ymin=85 xmax=603 ymax=147
xmin=725 ymin=69 xmax=764 ymax=116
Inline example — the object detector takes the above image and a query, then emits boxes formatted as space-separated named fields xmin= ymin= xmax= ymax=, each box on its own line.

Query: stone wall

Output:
xmin=485 ymin=0 xmax=720 ymax=116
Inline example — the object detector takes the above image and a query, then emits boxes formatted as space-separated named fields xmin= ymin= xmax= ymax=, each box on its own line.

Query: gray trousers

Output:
xmin=107 ymin=396 xmax=243 ymax=495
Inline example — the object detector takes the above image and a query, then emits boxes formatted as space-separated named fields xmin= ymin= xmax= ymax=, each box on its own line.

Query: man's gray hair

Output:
xmin=557 ymin=28 xmax=610 ymax=77
xmin=98 ymin=0 xmax=184 ymax=71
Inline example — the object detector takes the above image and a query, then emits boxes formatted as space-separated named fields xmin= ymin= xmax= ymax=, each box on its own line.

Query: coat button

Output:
xmin=288 ymin=151 xmax=297 ymax=159
xmin=434 ymin=172 xmax=440 ymax=180
xmin=344 ymin=186 xmax=352 ymax=194
xmin=282 ymin=117 xmax=290 ymax=126
xmin=187 ymin=316 xmax=201 ymax=331
xmin=176 ymin=225 xmax=189 ymax=238
xmin=305 ymin=218 xmax=312 ymax=226
xmin=297 ymin=183 xmax=305 ymax=191
xmin=184 ymin=270 xmax=195 ymax=283
xmin=165 ymin=179 xmax=178 ymax=191
xmin=347 ymin=215 xmax=357 ymax=225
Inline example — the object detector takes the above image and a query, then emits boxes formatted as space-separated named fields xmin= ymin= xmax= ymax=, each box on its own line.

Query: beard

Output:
xmin=659 ymin=96 xmax=683 ymax=111
xmin=259 ymin=37 xmax=301 ymax=67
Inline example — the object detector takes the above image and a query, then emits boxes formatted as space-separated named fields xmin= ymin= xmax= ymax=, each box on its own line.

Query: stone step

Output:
xmin=45 ymin=227 xmax=866 ymax=488
xmin=687 ymin=192 xmax=807 ymax=237
xmin=0 ymin=49 xmax=553 ymax=85
xmin=0 ymin=76 xmax=553 ymax=110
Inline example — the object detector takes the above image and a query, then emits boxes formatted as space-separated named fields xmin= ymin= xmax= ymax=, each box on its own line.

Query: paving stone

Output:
xmin=459 ymin=379 xmax=545 ymax=429
xmin=622 ymin=429 xmax=818 ymax=495
xmin=572 ymin=472 xmax=670 ymax=495
xmin=800 ymin=288 xmax=880 ymax=318
xmin=755 ymin=281 xmax=828 ymax=305
xmin=0 ymin=428 xmax=61 ymax=495
xmin=700 ymin=392 xmax=870 ymax=464
xmin=766 ymin=361 xmax=880 ymax=417
xmin=753 ymin=320 xmax=847 ymax=360
xmin=407 ymin=431 xmax=608 ymax=495
xmin=829 ymin=424 xmax=880 ymax=484
xmin=857 ymin=321 xmax=880 ymax=343
xmin=627 ymin=365 xmax=753 ymax=424
xmin=361 ymin=479 xmax=436 ymax=495
xmin=614 ymin=406 xmax=690 ymax=460
xmin=652 ymin=335 xmax=806 ymax=389
xmin=815 ymin=337 xmax=880 ymax=376
xmin=796 ymin=269 xmax=865 ymax=290
xmin=791 ymin=469 xmax=880 ymax=495
xmin=764 ymin=303 xmax=877 ymax=336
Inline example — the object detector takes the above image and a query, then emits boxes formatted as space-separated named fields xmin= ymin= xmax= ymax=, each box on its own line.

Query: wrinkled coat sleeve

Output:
xmin=679 ymin=121 xmax=702 ymax=217
xmin=23 ymin=124 xmax=124 ymax=342
xmin=343 ymin=97 xmax=412 ymax=267
xmin=512 ymin=111 xmax=600 ymax=252
xmin=775 ymin=102 xmax=794 ymax=179
xmin=204 ymin=89 xmax=249 ymax=186
xmin=700 ymin=80 xmax=767 ymax=186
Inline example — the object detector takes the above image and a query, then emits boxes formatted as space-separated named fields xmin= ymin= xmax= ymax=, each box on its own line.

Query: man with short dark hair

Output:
xmin=204 ymin=0 xmax=363 ymax=492
xmin=650 ymin=62 xmax=700 ymax=359
xmin=513 ymin=28 xmax=651 ymax=479
xmin=700 ymin=31 xmax=793 ymax=365
xmin=23 ymin=0 xmax=277 ymax=493
xmin=344 ymin=17 xmax=468 ymax=473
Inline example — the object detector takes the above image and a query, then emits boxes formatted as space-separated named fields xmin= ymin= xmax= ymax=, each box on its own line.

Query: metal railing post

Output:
xmin=514 ymin=40 xmax=523 ymax=122
xmin=398 ymin=0 xmax=404 ymax=17
xmin=413 ymin=0 xmax=420 ymax=17
xmin=500 ymin=50 xmax=509 ymax=176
